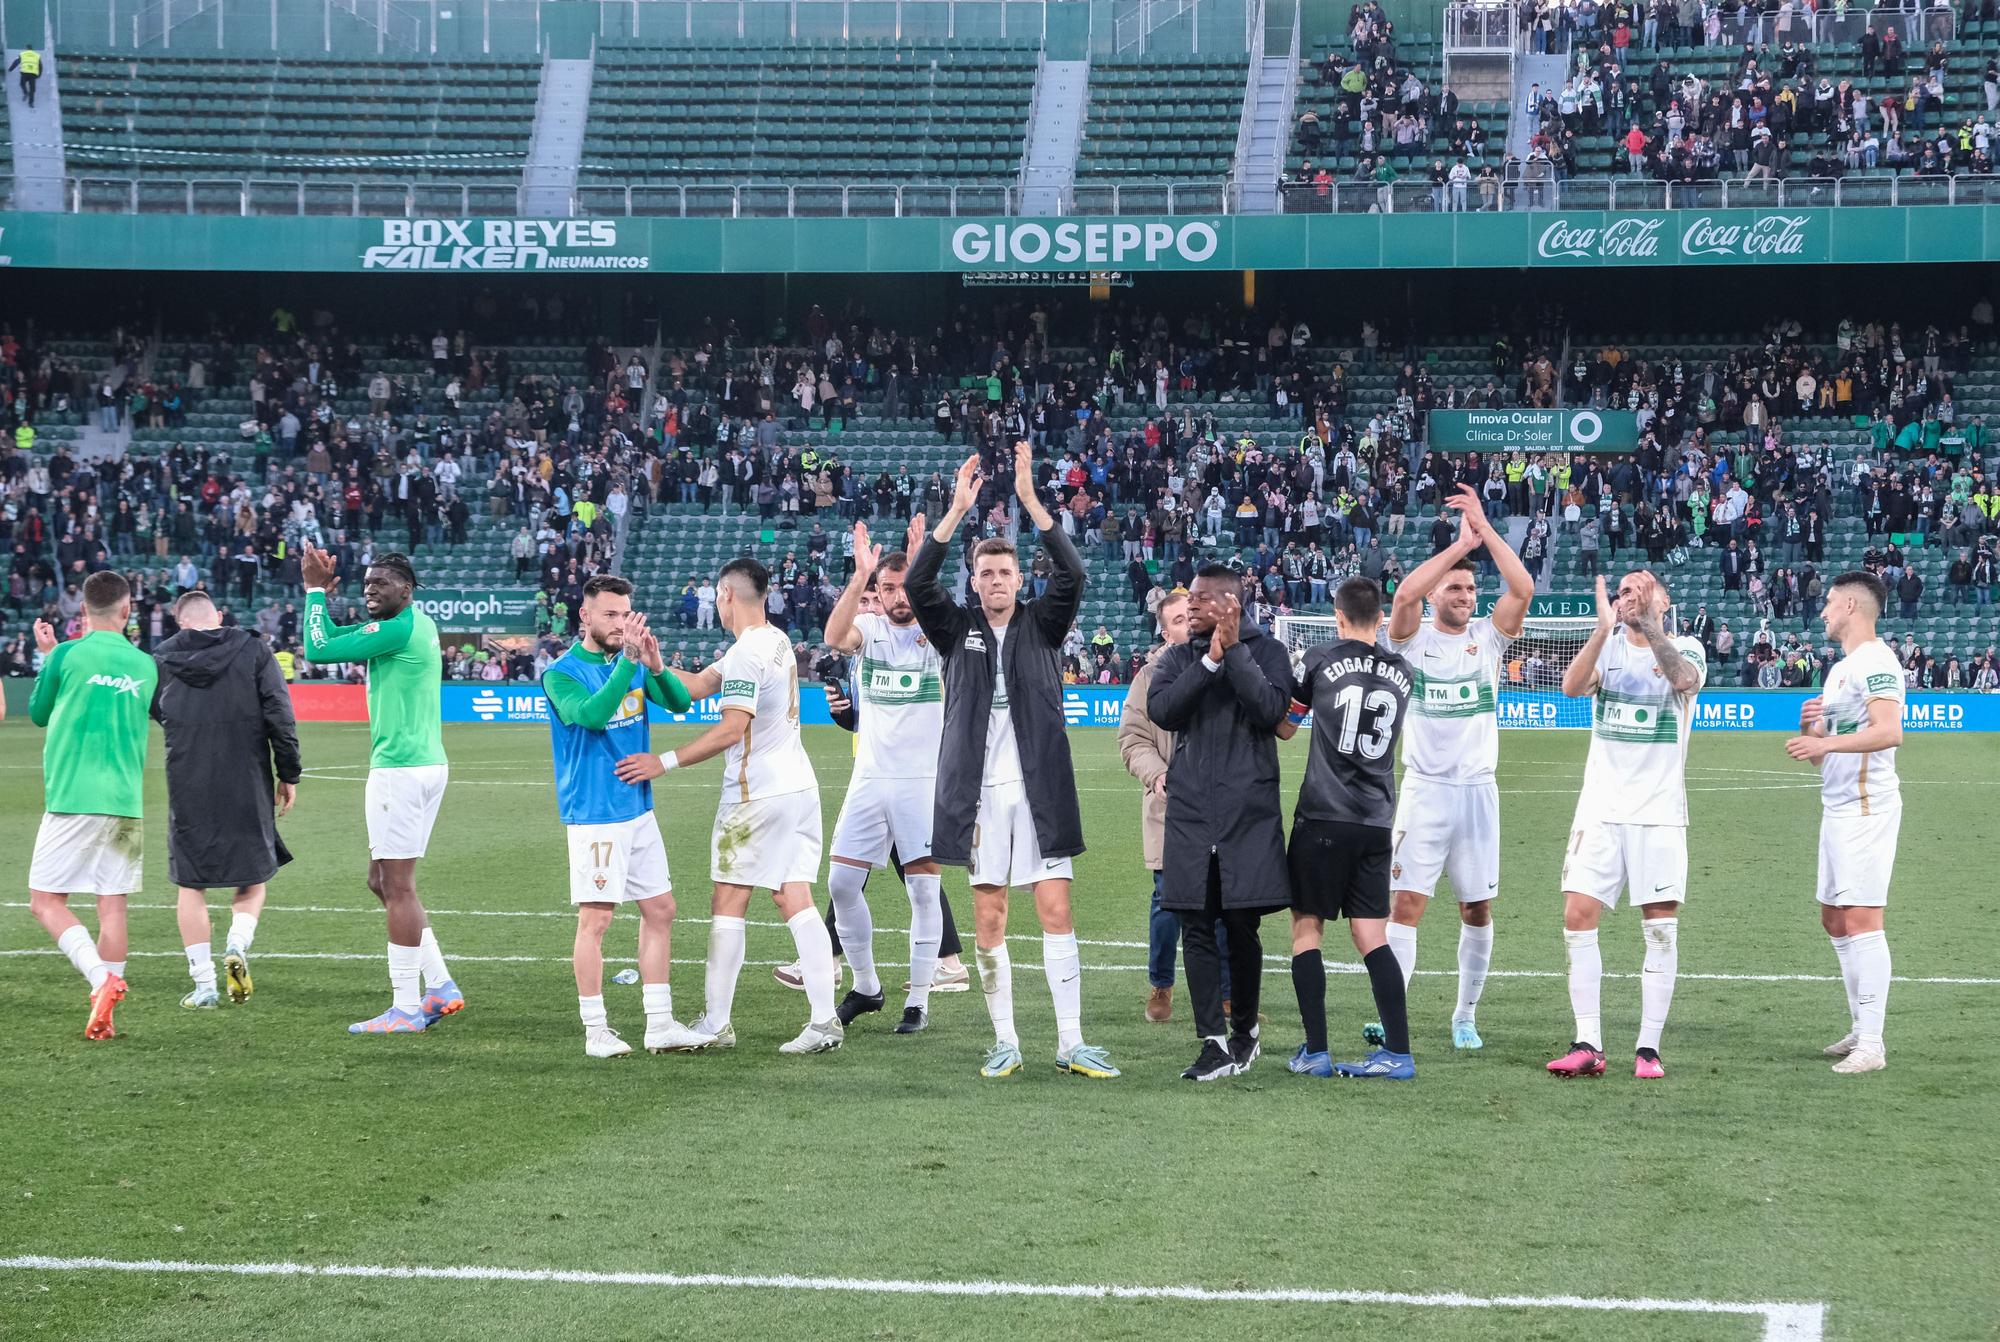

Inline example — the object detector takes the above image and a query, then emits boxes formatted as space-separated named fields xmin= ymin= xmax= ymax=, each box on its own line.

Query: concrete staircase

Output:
xmin=1508 ymin=52 xmax=1569 ymax=160
xmin=1018 ymin=58 xmax=1088 ymax=216
xmin=1233 ymin=51 xmax=1297 ymax=214
xmin=4 ymin=38 xmax=66 ymax=212
xmin=519 ymin=56 xmax=594 ymax=217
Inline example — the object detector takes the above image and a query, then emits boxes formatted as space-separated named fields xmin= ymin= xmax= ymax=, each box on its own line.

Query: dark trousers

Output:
xmin=1148 ymin=869 xmax=1231 ymax=997
xmin=1179 ymin=854 xmax=1266 ymax=1041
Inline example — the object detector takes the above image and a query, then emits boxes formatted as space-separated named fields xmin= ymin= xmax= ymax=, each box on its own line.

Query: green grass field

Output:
xmin=2 ymin=720 xmax=1994 ymax=1341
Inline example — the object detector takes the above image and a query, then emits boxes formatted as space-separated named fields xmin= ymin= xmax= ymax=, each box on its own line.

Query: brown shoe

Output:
xmin=1145 ymin=986 xmax=1172 ymax=1023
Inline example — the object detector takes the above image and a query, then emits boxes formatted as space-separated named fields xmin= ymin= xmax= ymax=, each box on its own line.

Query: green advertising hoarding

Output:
xmin=1429 ymin=409 xmax=1640 ymax=452
xmin=414 ymin=587 xmax=539 ymax=633
xmin=0 ymin=204 xmax=1996 ymax=273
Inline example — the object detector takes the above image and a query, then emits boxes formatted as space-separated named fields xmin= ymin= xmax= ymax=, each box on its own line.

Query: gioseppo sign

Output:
xmin=1537 ymin=211 xmax=1820 ymax=263
xmin=949 ymin=220 xmax=1220 ymax=268
xmin=361 ymin=219 xmax=651 ymax=271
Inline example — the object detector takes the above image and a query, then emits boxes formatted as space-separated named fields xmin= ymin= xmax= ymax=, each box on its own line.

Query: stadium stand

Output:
xmin=56 ymin=54 xmax=542 ymax=210
xmin=4 ymin=299 xmax=1998 ymax=692
xmin=1074 ymin=56 xmax=1250 ymax=186
xmin=575 ymin=41 xmax=1038 ymax=209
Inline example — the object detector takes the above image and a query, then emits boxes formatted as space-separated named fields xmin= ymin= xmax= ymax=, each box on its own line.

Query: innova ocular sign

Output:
xmin=948 ymin=220 xmax=1220 ymax=268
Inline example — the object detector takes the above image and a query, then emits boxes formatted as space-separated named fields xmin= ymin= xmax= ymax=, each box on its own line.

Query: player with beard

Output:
xmin=818 ymin=516 xmax=953 ymax=1034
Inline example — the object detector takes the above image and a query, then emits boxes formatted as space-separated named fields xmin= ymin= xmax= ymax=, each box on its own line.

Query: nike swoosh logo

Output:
xmin=1652 ymin=884 xmax=1674 ymax=892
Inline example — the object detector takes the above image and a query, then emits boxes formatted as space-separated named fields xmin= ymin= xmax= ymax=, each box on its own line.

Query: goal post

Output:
xmin=1273 ymin=613 xmax=1601 ymax=729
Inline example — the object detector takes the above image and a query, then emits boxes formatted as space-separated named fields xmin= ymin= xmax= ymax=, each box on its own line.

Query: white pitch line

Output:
xmin=0 ymin=1254 xmax=1827 ymax=1341
xmin=0 ymin=946 xmax=1992 ymax=986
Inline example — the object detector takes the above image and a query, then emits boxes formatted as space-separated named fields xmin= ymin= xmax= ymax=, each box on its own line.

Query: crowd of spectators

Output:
xmin=6 ymin=294 xmax=2000 ymax=692
xmin=1519 ymin=2 xmax=2000 ymax=185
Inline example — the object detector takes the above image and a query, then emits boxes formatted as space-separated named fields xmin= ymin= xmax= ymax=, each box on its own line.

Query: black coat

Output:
xmin=1145 ymin=625 xmax=1293 ymax=912
xmin=152 ymin=627 xmax=301 ymax=888
xmin=907 ymin=524 xmax=1085 ymax=866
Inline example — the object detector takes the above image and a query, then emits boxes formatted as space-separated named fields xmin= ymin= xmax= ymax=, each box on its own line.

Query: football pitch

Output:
xmin=2 ymin=721 xmax=1994 ymax=1341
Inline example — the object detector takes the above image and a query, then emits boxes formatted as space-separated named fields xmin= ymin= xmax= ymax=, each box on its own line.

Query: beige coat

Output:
xmin=1118 ymin=645 xmax=1175 ymax=869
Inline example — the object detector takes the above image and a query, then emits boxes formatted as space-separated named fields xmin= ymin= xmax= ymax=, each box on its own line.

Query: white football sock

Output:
xmin=1636 ymin=918 xmax=1678 ymax=1053
xmin=418 ymin=926 xmax=451 ymax=989
xmin=642 ymin=982 xmax=673 ymax=1023
xmin=827 ymin=863 xmax=879 ymax=996
xmin=578 ymin=994 xmax=608 ymax=1030
xmin=1848 ymin=929 xmax=1890 ymax=1048
xmin=225 ymin=912 xmax=258 ymax=954
xmin=1830 ymin=933 xmax=1860 ymax=1031
xmin=977 ymin=941 xmax=1018 ymax=1048
xmin=904 ymin=872 xmax=943 ymax=1010
xmin=186 ymin=942 xmax=217 ymax=992
xmin=703 ymin=915 xmax=746 ymax=1027
xmin=387 ymin=942 xmax=423 ymax=1013
xmin=102 ymin=959 xmax=127 ymax=982
xmin=1043 ymin=931 xmax=1084 ymax=1052
xmin=1563 ymin=928 xmax=1602 ymax=1050
xmin=1455 ymin=922 xmax=1494 ymax=1024
xmin=786 ymin=907 xmax=838 ymax=1023
xmin=1385 ymin=922 xmax=1418 ymax=989
xmin=58 ymin=925 xmax=109 ymax=990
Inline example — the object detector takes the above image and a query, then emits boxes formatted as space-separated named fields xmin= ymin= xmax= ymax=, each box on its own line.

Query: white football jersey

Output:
xmin=1817 ymin=638 xmax=1905 ymax=817
xmin=852 ymin=612 xmax=943 ymax=780
xmin=1574 ymin=632 xmax=1706 ymax=827
xmin=715 ymin=623 xmax=817 ymax=802
xmin=983 ymin=624 xmax=1024 ymax=786
xmin=1389 ymin=615 xmax=1512 ymax=783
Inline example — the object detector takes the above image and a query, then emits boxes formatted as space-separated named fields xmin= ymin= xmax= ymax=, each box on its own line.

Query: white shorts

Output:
xmin=969 ymin=780 xmax=1073 ymax=889
xmin=1562 ymin=821 xmax=1689 ymax=909
xmin=830 ymin=773 xmax=936 ymax=868
xmin=365 ymin=764 xmax=449 ymax=860
xmin=1391 ymin=776 xmax=1501 ymax=903
xmin=1816 ymin=804 xmax=1900 ymax=908
xmin=28 ymin=813 xmax=143 ymax=896
xmin=712 ymin=789 xmax=822 ymax=890
xmin=568 ymin=814 xmax=673 ymax=905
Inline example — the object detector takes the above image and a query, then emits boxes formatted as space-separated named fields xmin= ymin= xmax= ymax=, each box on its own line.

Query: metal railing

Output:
xmin=1445 ymin=1 xmax=1519 ymax=52
xmin=1280 ymin=172 xmax=2000 ymax=214
xmin=1528 ymin=3 xmax=1960 ymax=55
xmin=572 ymin=182 xmax=1023 ymax=217
xmin=1066 ymin=182 xmax=1231 ymax=214
xmin=36 ymin=170 xmax=2000 ymax=219
xmin=1109 ymin=0 xmax=1253 ymax=56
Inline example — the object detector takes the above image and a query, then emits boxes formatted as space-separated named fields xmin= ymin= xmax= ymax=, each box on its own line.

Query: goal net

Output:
xmin=1273 ymin=614 xmax=1600 ymax=729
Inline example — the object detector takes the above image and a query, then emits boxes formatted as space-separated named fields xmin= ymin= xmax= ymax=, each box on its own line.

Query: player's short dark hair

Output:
xmin=171 ymin=589 xmax=215 ymax=619
xmin=369 ymin=553 xmax=419 ymax=588
xmin=582 ymin=574 xmax=634 ymax=601
xmin=877 ymin=552 xmax=910 ymax=575
xmin=971 ymin=538 xmax=1018 ymax=567
xmin=1334 ymin=576 xmax=1383 ymax=625
xmin=1447 ymin=558 xmax=1478 ymax=575
xmin=1830 ymin=570 xmax=1888 ymax=613
xmin=81 ymin=570 xmax=130 ymax=616
xmin=718 ymin=556 xmax=770 ymax=598
xmin=1193 ymin=562 xmax=1237 ymax=583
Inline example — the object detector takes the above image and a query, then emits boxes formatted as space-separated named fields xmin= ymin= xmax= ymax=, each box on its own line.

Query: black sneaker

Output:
xmin=1228 ymin=1026 xmax=1261 ymax=1074
xmin=1181 ymin=1039 xmax=1239 ymax=1082
xmin=835 ymin=989 xmax=886 ymax=1026
xmin=893 ymin=1005 xmax=929 ymax=1034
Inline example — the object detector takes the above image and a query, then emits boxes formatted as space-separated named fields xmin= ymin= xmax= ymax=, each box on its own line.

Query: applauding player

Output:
xmin=1550 ymin=572 xmax=1705 ymax=1081
xmin=542 ymin=576 xmax=707 ymax=1059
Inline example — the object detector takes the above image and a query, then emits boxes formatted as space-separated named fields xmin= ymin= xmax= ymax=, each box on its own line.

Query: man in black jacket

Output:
xmin=907 ymin=448 xmax=1119 ymax=1081
xmin=152 ymin=591 xmax=301 ymax=1009
xmin=1146 ymin=566 xmax=1293 ymax=1081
